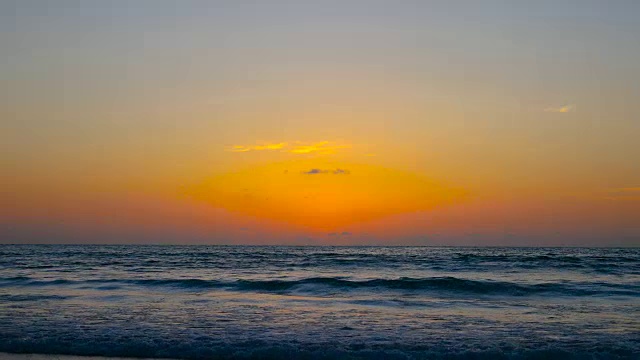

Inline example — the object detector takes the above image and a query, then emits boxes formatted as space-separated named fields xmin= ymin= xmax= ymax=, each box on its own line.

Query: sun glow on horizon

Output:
xmin=189 ymin=159 xmax=466 ymax=231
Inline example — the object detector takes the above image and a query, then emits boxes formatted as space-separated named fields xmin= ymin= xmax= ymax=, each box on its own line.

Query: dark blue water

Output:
xmin=0 ymin=245 xmax=638 ymax=359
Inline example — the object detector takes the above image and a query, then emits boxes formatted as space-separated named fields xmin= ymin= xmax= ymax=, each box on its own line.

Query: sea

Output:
xmin=0 ymin=245 xmax=638 ymax=359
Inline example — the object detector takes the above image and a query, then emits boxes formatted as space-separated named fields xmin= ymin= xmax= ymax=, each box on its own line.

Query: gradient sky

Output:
xmin=2 ymin=1 xmax=639 ymax=245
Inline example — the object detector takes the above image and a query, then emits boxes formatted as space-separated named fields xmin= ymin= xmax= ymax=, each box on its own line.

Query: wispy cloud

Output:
xmin=327 ymin=231 xmax=352 ymax=236
xmin=302 ymin=168 xmax=351 ymax=175
xmin=610 ymin=187 xmax=640 ymax=194
xmin=226 ymin=141 xmax=350 ymax=155
xmin=226 ymin=142 xmax=287 ymax=152
xmin=544 ymin=104 xmax=576 ymax=113
xmin=288 ymin=141 xmax=350 ymax=155
xmin=227 ymin=145 xmax=252 ymax=152
xmin=605 ymin=187 xmax=640 ymax=200
xmin=303 ymin=168 xmax=328 ymax=175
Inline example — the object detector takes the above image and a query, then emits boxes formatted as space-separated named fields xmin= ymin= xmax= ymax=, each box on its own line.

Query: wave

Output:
xmin=0 ymin=294 xmax=74 ymax=302
xmin=223 ymin=277 xmax=638 ymax=296
xmin=2 ymin=276 xmax=637 ymax=297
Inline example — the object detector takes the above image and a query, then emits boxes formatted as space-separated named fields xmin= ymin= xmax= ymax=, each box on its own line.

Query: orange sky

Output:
xmin=2 ymin=2 xmax=639 ymax=245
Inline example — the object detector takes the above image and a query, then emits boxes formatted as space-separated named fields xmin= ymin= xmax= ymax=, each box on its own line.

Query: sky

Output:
xmin=1 ymin=0 xmax=639 ymax=246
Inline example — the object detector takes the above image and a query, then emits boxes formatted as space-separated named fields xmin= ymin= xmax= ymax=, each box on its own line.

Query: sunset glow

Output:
xmin=1 ymin=1 xmax=639 ymax=246
xmin=191 ymin=158 xmax=465 ymax=230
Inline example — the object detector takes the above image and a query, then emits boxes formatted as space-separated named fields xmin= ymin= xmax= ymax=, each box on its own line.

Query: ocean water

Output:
xmin=0 ymin=245 xmax=638 ymax=360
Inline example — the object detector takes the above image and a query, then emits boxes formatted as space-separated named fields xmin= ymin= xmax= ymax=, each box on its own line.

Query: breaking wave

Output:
xmin=2 ymin=275 xmax=638 ymax=297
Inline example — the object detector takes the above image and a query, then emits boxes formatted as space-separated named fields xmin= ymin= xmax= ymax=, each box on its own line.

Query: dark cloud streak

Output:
xmin=302 ymin=168 xmax=351 ymax=175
